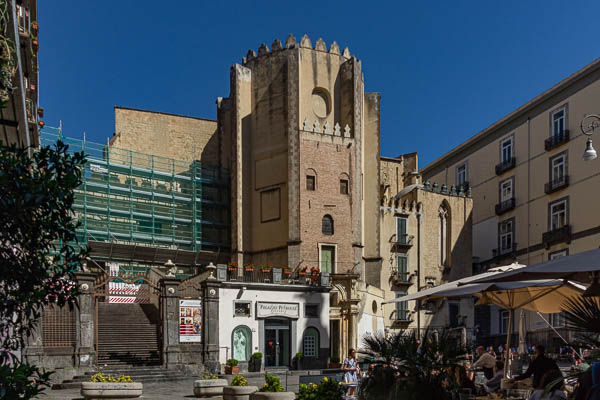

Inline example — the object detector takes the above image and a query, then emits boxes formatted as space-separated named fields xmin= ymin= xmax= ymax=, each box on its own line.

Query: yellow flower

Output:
xmin=323 ymin=377 xmax=328 ymax=382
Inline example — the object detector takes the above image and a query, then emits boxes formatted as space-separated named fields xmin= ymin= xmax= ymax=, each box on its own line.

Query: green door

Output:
xmin=320 ymin=245 xmax=335 ymax=274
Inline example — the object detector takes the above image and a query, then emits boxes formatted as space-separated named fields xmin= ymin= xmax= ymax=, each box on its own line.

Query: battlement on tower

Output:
xmin=242 ymin=34 xmax=351 ymax=64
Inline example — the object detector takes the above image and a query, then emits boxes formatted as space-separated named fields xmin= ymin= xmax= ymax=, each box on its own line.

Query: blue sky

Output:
xmin=39 ymin=1 xmax=600 ymax=167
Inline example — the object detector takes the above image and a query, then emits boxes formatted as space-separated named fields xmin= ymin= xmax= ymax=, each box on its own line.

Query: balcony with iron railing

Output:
xmin=392 ymin=271 xmax=415 ymax=287
xmin=542 ymin=225 xmax=571 ymax=248
xmin=493 ymin=243 xmax=518 ymax=260
xmin=495 ymin=157 xmax=516 ymax=175
xmin=495 ymin=198 xmax=516 ymax=215
xmin=217 ymin=265 xmax=330 ymax=287
xmin=545 ymin=175 xmax=569 ymax=194
xmin=545 ymin=130 xmax=570 ymax=151
xmin=391 ymin=234 xmax=414 ymax=251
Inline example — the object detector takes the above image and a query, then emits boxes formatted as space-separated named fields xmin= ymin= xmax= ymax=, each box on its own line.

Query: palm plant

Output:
xmin=561 ymin=297 xmax=600 ymax=351
xmin=359 ymin=329 xmax=469 ymax=400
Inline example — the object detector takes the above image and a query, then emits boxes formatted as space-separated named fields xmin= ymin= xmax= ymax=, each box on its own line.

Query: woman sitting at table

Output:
xmin=455 ymin=365 xmax=477 ymax=393
xmin=527 ymin=369 xmax=566 ymax=400
xmin=483 ymin=361 xmax=505 ymax=393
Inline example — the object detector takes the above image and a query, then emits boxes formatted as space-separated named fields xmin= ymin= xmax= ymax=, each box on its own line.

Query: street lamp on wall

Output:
xmin=580 ymin=114 xmax=600 ymax=161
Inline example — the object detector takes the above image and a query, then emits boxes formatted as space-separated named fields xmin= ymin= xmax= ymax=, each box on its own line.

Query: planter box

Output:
xmin=224 ymin=385 xmax=259 ymax=400
xmin=250 ymin=393 xmax=295 ymax=400
xmin=80 ymin=382 xmax=143 ymax=399
xmin=225 ymin=365 xmax=240 ymax=374
xmin=194 ymin=379 xmax=228 ymax=398
xmin=249 ymin=358 xmax=262 ymax=372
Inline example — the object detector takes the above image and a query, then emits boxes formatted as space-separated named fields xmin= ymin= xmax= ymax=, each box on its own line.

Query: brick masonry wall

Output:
xmin=112 ymin=107 xmax=220 ymax=168
xmin=299 ymin=136 xmax=356 ymax=273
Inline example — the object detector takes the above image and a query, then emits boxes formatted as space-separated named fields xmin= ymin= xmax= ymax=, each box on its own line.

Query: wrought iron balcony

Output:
xmin=392 ymin=272 xmax=414 ymax=287
xmin=392 ymin=234 xmax=414 ymax=251
xmin=542 ymin=225 xmax=571 ymax=248
xmin=544 ymin=130 xmax=570 ymax=151
xmin=495 ymin=157 xmax=516 ymax=175
xmin=219 ymin=265 xmax=329 ymax=287
xmin=544 ymin=175 xmax=569 ymax=194
xmin=394 ymin=310 xmax=412 ymax=323
xmin=493 ymin=243 xmax=517 ymax=260
xmin=495 ymin=198 xmax=516 ymax=215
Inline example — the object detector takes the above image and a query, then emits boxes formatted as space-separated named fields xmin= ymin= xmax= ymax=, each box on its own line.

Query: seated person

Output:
xmin=473 ymin=346 xmax=497 ymax=380
xmin=528 ymin=369 xmax=566 ymax=400
xmin=483 ymin=361 xmax=505 ymax=393
xmin=510 ymin=345 xmax=560 ymax=389
xmin=455 ymin=365 xmax=476 ymax=393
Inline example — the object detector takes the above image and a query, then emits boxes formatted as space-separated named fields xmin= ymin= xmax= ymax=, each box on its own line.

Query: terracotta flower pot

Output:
xmin=225 ymin=365 xmax=240 ymax=374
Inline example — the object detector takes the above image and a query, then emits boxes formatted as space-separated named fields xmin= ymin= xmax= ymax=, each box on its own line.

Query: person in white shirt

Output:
xmin=472 ymin=346 xmax=497 ymax=380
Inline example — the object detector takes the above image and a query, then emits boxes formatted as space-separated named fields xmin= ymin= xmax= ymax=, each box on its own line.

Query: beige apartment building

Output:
xmin=421 ymin=57 xmax=600 ymax=346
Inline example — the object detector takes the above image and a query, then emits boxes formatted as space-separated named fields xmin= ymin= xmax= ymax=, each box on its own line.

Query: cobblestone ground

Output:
xmin=37 ymin=378 xmax=208 ymax=400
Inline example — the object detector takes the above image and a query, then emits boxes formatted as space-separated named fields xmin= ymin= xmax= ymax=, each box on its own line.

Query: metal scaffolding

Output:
xmin=40 ymin=127 xmax=230 ymax=256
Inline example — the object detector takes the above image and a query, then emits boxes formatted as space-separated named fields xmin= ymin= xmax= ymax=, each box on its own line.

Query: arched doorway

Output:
xmin=264 ymin=318 xmax=290 ymax=367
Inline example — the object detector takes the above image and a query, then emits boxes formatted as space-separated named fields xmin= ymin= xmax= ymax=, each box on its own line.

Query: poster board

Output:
xmin=179 ymin=300 xmax=202 ymax=343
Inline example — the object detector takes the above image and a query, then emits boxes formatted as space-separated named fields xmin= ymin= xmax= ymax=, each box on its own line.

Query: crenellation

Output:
xmin=315 ymin=38 xmax=327 ymax=51
xmin=342 ymin=47 xmax=351 ymax=58
xmin=271 ymin=38 xmax=282 ymax=51
xmin=258 ymin=43 xmax=269 ymax=56
xmin=330 ymin=41 xmax=340 ymax=55
xmin=300 ymin=34 xmax=312 ymax=49
xmin=246 ymin=49 xmax=256 ymax=61
xmin=284 ymin=33 xmax=297 ymax=49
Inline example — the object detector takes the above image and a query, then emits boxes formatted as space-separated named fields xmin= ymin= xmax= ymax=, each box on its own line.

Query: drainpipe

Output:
xmin=417 ymin=209 xmax=422 ymax=337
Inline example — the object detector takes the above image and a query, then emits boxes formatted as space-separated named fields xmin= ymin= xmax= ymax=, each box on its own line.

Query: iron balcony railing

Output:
xmin=495 ymin=198 xmax=516 ymax=215
xmin=545 ymin=130 xmax=570 ymax=151
xmin=495 ymin=157 xmax=516 ymax=175
xmin=542 ymin=225 xmax=571 ymax=248
xmin=545 ymin=175 xmax=569 ymax=194
xmin=392 ymin=234 xmax=414 ymax=251
xmin=395 ymin=310 xmax=411 ymax=322
xmin=493 ymin=243 xmax=517 ymax=259
xmin=218 ymin=265 xmax=330 ymax=287
xmin=393 ymin=271 xmax=414 ymax=287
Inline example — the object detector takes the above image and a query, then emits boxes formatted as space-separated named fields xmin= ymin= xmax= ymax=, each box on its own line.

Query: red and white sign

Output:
xmin=179 ymin=300 xmax=202 ymax=343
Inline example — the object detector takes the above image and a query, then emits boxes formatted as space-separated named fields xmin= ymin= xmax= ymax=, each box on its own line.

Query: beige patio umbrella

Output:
xmin=517 ymin=310 xmax=527 ymax=356
xmin=386 ymin=265 xmax=585 ymax=376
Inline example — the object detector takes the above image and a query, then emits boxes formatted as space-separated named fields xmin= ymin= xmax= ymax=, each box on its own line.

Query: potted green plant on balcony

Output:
xmin=194 ymin=370 xmax=228 ymax=398
xmin=81 ymin=373 xmax=142 ymax=399
xmin=282 ymin=266 xmax=291 ymax=276
xmin=225 ymin=358 xmax=240 ymax=375
xmin=250 ymin=373 xmax=294 ymax=399
xmin=249 ymin=352 xmax=263 ymax=372
xmin=260 ymin=264 xmax=272 ymax=273
xmin=293 ymin=352 xmax=304 ymax=370
xmin=244 ymin=262 xmax=255 ymax=273
xmin=224 ymin=375 xmax=258 ymax=400
xmin=328 ymin=356 xmax=341 ymax=369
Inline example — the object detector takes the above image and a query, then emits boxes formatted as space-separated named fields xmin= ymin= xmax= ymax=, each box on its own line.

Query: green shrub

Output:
xmin=295 ymin=352 xmax=304 ymax=359
xmin=259 ymin=373 xmax=283 ymax=392
xmin=251 ymin=352 xmax=263 ymax=359
xmin=226 ymin=359 xmax=238 ymax=367
xmin=232 ymin=375 xmax=248 ymax=386
xmin=298 ymin=377 xmax=343 ymax=400
xmin=202 ymin=370 xmax=219 ymax=380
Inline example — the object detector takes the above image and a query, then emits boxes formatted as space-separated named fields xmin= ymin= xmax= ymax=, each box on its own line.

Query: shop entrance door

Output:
xmin=264 ymin=319 xmax=290 ymax=367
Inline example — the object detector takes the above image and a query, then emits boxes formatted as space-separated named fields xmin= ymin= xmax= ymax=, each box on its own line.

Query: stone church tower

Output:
xmin=218 ymin=34 xmax=382 ymax=285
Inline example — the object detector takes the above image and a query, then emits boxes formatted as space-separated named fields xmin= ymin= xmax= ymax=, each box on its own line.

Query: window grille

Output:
xmin=42 ymin=304 xmax=76 ymax=348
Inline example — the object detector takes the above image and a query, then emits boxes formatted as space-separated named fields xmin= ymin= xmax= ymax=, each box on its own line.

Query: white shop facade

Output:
xmin=218 ymin=282 xmax=330 ymax=369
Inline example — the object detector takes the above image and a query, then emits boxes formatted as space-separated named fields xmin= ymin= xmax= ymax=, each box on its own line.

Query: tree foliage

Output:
xmin=359 ymin=330 xmax=469 ymax=400
xmin=0 ymin=141 xmax=87 ymax=397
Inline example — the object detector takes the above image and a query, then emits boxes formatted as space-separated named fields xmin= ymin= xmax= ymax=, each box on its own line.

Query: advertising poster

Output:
xmin=179 ymin=300 xmax=202 ymax=342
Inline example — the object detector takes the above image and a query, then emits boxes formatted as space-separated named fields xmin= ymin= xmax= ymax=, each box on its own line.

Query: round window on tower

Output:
xmin=372 ymin=300 xmax=378 ymax=313
xmin=311 ymin=87 xmax=331 ymax=119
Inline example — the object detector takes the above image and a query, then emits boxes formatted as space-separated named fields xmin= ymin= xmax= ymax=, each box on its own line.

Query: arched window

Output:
xmin=232 ymin=325 xmax=251 ymax=362
xmin=302 ymin=327 xmax=319 ymax=358
xmin=439 ymin=203 xmax=450 ymax=268
xmin=322 ymin=215 xmax=334 ymax=235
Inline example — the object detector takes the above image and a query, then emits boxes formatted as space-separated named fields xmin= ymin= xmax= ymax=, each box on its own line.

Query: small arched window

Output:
xmin=232 ymin=325 xmax=251 ymax=362
xmin=302 ymin=327 xmax=319 ymax=357
xmin=322 ymin=215 xmax=334 ymax=235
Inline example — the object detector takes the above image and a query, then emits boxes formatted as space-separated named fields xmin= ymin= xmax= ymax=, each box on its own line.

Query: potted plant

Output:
xmin=310 ymin=267 xmax=320 ymax=285
xmin=224 ymin=375 xmax=258 ymax=400
xmin=250 ymin=373 xmax=294 ymax=399
xmin=194 ymin=370 xmax=228 ymax=398
xmin=298 ymin=377 xmax=344 ymax=400
xmin=244 ymin=262 xmax=255 ymax=273
xmin=282 ymin=266 xmax=291 ymax=276
xmin=249 ymin=352 xmax=263 ymax=372
xmin=228 ymin=261 xmax=238 ymax=272
xmin=225 ymin=358 xmax=240 ymax=374
xmin=38 ymin=120 xmax=45 ymax=128
xmin=81 ymin=373 xmax=142 ymax=399
xmin=260 ymin=264 xmax=272 ymax=273
xmin=298 ymin=266 xmax=308 ymax=277
xmin=31 ymin=21 xmax=39 ymax=34
xmin=294 ymin=352 xmax=304 ymax=370
xmin=328 ymin=356 xmax=341 ymax=369
xmin=37 ymin=107 xmax=44 ymax=118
